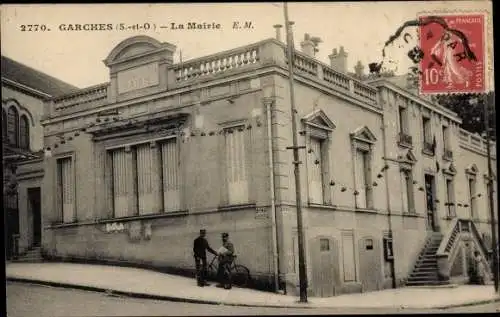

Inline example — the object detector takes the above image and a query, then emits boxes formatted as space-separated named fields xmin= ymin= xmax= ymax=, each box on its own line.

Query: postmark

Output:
xmin=418 ymin=13 xmax=486 ymax=94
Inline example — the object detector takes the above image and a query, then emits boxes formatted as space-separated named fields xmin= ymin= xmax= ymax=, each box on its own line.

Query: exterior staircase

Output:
xmin=13 ymin=246 xmax=43 ymax=262
xmin=406 ymin=232 xmax=450 ymax=286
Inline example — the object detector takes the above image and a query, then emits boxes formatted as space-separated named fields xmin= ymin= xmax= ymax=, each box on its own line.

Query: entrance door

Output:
xmin=28 ymin=187 xmax=42 ymax=246
xmin=5 ymin=192 xmax=19 ymax=258
xmin=359 ymin=237 xmax=382 ymax=292
xmin=425 ymin=174 xmax=438 ymax=232
xmin=311 ymin=237 xmax=340 ymax=297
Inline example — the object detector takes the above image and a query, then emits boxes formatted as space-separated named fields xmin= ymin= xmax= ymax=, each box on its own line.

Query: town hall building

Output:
xmin=38 ymin=34 xmax=497 ymax=296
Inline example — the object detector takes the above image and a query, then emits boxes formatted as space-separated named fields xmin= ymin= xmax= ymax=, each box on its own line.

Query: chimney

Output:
xmin=273 ymin=24 xmax=283 ymax=42
xmin=328 ymin=46 xmax=348 ymax=73
xmin=354 ymin=60 xmax=364 ymax=78
xmin=300 ymin=33 xmax=315 ymax=57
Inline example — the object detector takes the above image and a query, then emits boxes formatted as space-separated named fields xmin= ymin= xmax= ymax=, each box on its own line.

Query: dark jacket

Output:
xmin=193 ymin=236 xmax=217 ymax=258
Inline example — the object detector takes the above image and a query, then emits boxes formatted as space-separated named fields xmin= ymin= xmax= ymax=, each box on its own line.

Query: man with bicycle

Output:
xmin=216 ymin=232 xmax=235 ymax=289
xmin=193 ymin=229 xmax=218 ymax=287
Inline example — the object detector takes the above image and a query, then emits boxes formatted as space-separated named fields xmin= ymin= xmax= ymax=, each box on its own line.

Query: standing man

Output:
xmin=193 ymin=229 xmax=217 ymax=287
xmin=216 ymin=232 xmax=235 ymax=289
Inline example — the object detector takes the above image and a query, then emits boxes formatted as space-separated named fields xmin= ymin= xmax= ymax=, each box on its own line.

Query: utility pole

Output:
xmin=483 ymin=91 xmax=498 ymax=293
xmin=283 ymin=2 xmax=308 ymax=303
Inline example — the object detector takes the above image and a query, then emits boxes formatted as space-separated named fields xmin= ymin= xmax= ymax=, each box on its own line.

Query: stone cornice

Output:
xmin=368 ymin=79 xmax=462 ymax=124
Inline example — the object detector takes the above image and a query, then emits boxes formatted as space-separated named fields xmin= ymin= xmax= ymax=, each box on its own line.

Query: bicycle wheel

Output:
xmin=232 ymin=265 xmax=250 ymax=287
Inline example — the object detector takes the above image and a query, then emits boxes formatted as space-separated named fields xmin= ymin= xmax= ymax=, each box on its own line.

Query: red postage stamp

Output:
xmin=418 ymin=13 xmax=485 ymax=94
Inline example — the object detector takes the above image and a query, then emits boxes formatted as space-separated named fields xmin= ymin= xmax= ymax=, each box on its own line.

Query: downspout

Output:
xmin=380 ymin=88 xmax=397 ymax=288
xmin=266 ymin=98 xmax=280 ymax=292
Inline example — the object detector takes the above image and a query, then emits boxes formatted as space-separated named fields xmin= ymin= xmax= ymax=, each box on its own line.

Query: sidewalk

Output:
xmin=6 ymin=262 xmax=500 ymax=309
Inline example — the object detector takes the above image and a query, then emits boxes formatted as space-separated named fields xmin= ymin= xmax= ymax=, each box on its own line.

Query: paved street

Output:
xmin=6 ymin=282 xmax=500 ymax=316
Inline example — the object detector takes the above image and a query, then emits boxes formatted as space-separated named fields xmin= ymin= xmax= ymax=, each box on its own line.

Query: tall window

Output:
xmin=445 ymin=178 xmax=455 ymax=217
xmin=442 ymin=125 xmax=450 ymax=151
xmin=109 ymin=138 xmax=180 ymax=218
xmin=224 ymin=126 xmax=248 ymax=205
xmin=160 ymin=138 xmax=180 ymax=212
xmin=110 ymin=148 xmax=128 ymax=218
xmin=2 ymin=109 xmax=7 ymax=140
xmin=19 ymin=115 xmax=30 ymax=149
xmin=7 ymin=107 xmax=19 ymax=146
xmin=468 ymin=177 xmax=477 ymax=219
xmin=422 ymin=116 xmax=431 ymax=143
xmin=57 ymin=157 xmax=74 ymax=223
xmin=445 ymin=178 xmax=455 ymax=216
xmin=398 ymin=106 xmax=409 ymax=134
xmin=355 ymin=148 xmax=372 ymax=209
xmin=401 ymin=169 xmax=415 ymax=213
xmin=308 ymin=137 xmax=324 ymax=204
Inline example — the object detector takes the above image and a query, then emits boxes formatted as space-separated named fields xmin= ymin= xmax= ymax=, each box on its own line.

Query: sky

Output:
xmin=1 ymin=1 xmax=493 ymax=89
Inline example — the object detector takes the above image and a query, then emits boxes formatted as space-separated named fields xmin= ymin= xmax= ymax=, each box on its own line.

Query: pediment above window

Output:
xmin=465 ymin=163 xmax=479 ymax=175
xmin=350 ymin=126 xmax=377 ymax=144
xmin=399 ymin=149 xmax=417 ymax=165
xmin=302 ymin=109 xmax=336 ymax=131
xmin=444 ymin=163 xmax=457 ymax=175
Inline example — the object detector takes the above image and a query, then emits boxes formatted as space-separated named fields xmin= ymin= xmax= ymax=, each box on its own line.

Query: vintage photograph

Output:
xmin=2 ymin=1 xmax=498 ymax=315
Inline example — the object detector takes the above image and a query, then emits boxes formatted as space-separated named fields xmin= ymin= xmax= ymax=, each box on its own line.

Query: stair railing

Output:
xmin=466 ymin=219 xmax=493 ymax=280
xmin=436 ymin=218 xmax=460 ymax=281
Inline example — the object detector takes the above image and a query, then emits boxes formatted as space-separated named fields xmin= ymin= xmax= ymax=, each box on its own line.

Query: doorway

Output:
xmin=28 ymin=187 xmax=42 ymax=246
xmin=424 ymin=174 xmax=438 ymax=232
xmin=359 ymin=237 xmax=382 ymax=292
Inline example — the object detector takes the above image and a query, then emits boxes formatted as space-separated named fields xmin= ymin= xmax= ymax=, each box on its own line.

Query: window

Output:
xmin=308 ymin=136 xmax=325 ymax=204
xmin=224 ymin=126 xmax=248 ymax=205
xmin=365 ymin=238 xmax=374 ymax=250
xmin=351 ymin=126 xmax=377 ymax=209
xmin=341 ymin=231 xmax=357 ymax=282
xmin=398 ymin=106 xmax=409 ymax=134
xmin=7 ymin=107 xmax=19 ymax=146
xmin=355 ymin=148 xmax=372 ymax=209
xmin=2 ymin=109 xmax=6 ymax=140
xmin=445 ymin=178 xmax=455 ymax=217
xmin=109 ymin=138 xmax=180 ymax=218
xmin=320 ymin=238 xmax=330 ymax=251
xmin=57 ymin=157 xmax=75 ymax=223
xmin=401 ymin=169 xmax=415 ymax=213
xmin=468 ymin=177 xmax=477 ymax=218
xmin=160 ymin=138 xmax=180 ymax=212
xmin=110 ymin=148 xmax=128 ymax=218
xmin=422 ymin=116 xmax=431 ymax=143
xmin=135 ymin=143 xmax=152 ymax=215
xmin=19 ymin=115 xmax=30 ymax=149
xmin=442 ymin=125 xmax=449 ymax=150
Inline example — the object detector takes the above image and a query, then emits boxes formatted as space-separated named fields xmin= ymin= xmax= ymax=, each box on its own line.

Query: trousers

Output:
xmin=217 ymin=260 xmax=232 ymax=287
xmin=194 ymin=256 xmax=208 ymax=285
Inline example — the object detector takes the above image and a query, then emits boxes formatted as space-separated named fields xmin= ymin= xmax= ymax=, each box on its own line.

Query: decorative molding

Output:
xmin=301 ymin=108 xmax=336 ymax=131
xmin=350 ymin=126 xmax=377 ymax=144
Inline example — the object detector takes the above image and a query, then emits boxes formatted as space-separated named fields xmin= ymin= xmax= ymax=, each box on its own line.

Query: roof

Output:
xmin=1 ymin=55 xmax=79 ymax=97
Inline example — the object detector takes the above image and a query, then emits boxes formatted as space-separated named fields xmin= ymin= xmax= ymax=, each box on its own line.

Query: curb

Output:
xmin=6 ymin=277 xmax=313 ymax=309
xmin=7 ymin=277 xmax=499 ymax=310
xmin=434 ymin=297 xmax=500 ymax=309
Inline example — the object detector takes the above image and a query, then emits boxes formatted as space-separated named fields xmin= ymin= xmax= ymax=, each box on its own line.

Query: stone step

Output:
xmin=406 ymin=280 xmax=449 ymax=286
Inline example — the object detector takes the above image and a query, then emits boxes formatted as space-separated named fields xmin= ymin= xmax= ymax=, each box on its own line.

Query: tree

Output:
xmin=434 ymin=93 xmax=496 ymax=141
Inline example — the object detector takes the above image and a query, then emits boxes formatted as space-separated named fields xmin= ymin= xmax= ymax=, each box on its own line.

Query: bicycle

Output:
xmin=207 ymin=254 xmax=251 ymax=287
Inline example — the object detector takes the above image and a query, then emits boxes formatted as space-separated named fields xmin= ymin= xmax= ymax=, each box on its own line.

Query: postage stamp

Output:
xmin=418 ymin=13 xmax=486 ymax=94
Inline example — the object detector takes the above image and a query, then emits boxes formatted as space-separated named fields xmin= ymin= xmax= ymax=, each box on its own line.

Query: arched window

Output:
xmin=19 ymin=115 xmax=30 ymax=149
xmin=2 ymin=109 xmax=7 ymax=142
xmin=7 ymin=107 xmax=19 ymax=146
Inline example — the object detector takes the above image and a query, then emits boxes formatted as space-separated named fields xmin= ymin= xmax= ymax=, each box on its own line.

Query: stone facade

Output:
xmin=2 ymin=56 xmax=76 ymax=257
xmin=40 ymin=36 xmax=497 ymax=296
